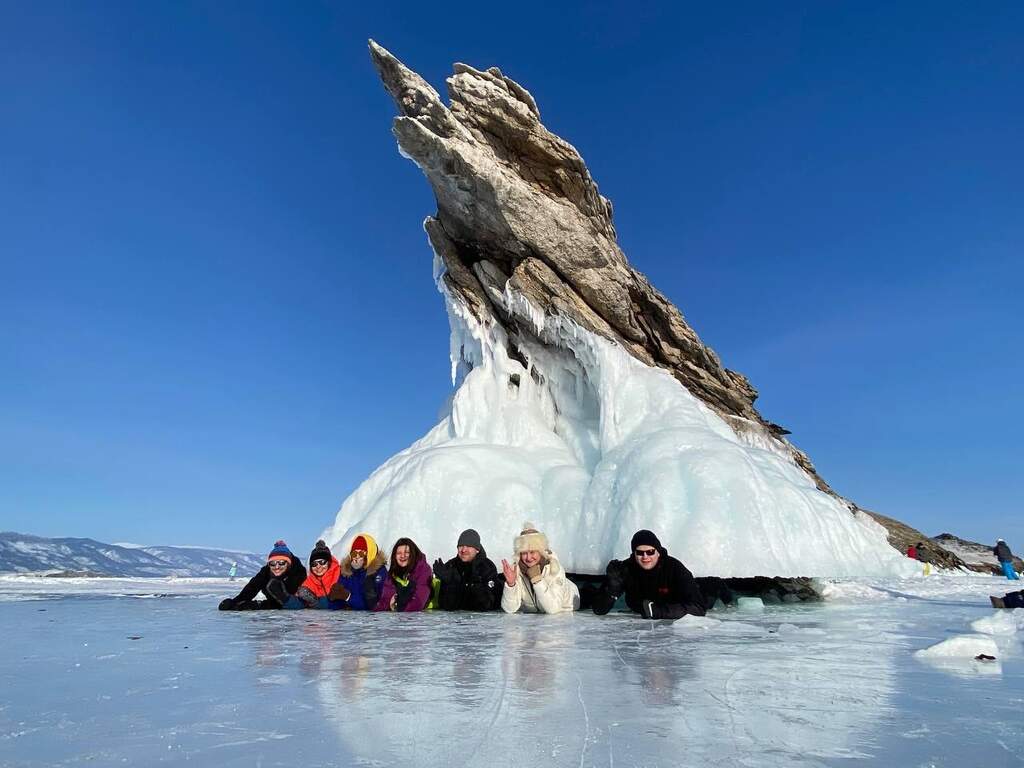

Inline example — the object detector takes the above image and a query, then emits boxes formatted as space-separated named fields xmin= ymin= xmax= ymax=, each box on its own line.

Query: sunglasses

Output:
xmin=634 ymin=548 xmax=657 ymax=558
xmin=268 ymin=559 xmax=290 ymax=568
xmin=311 ymin=558 xmax=329 ymax=568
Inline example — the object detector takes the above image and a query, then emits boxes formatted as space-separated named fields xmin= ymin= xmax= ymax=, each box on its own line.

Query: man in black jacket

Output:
xmin=433 ymin=529 xmax=501 ymax=611
xmin=591 ymin=530 xmax=706 ymax=620
xmin=219 ymin=540 xmax=308 ymax=610
xmin=994 ymin=539 xmax=1019 ymax=580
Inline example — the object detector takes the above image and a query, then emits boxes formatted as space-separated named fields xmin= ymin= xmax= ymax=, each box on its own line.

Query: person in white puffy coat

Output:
xmin=500 ymin=522 xmax=580 ymax=614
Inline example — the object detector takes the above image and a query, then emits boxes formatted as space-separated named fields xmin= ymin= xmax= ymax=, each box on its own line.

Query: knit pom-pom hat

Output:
xmin=267 ymin=540 xmax=293 ymax=562
xmin=309 ymin=539 xmax=332 ymax=567
xmin=513 ymin=522 xmax=549 ymax=555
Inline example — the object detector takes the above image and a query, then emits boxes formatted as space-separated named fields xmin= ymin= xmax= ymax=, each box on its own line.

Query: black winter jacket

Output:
xmin=592 ymin=549 xmax=706 ymax=620
xmin=232 ymin=555 xmax=307 ymax=607
xmin=436 ymin=550 xmax=501 ymax=611
xmin=995 ymin=541 xmax=1014 ymax=562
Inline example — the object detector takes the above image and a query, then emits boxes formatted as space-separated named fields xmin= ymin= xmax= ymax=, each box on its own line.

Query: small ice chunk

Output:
xmin=736 ymin=597 xmax=764 ymax=611
xmin=971 ymin=609 xmax=1024 ymax=636
xmin=914 ymin=634 xmax=998 ymax=659
xmin=673 ymin=614 xmax=720 ymax=631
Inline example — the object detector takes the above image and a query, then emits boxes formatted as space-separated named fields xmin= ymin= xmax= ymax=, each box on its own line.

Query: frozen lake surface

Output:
xmin=1 ymin=573 xmax=1021 ymax=767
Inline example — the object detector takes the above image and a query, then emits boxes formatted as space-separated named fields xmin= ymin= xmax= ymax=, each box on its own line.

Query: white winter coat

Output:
xmin=501 ymin=552 xmax=580 ymax=614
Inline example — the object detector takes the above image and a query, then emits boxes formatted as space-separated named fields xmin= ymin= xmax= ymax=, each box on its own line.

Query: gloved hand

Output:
xmin=641 ymin=600 xmax=664 ymax=620
xmin=432 ymin=558 xmax=452 ymax=582
xmin=605 ymin=559 xmax=626 ymax=596
xmin=328 ymin=582 xmax=351 ymax=602
xmin=296 ymin=586 xmax=318 ymax=608
xmin=525 ymin=563 xmax=543 ymax=583
xmin=218 ymin=598 xmax=237 ymax=611
xmin=395 ymin=581 xmax=417 ymax=611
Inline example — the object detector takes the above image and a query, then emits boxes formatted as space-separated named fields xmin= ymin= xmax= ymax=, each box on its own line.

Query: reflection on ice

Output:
xmin=0 ymin=574 xmax=1021 ymax=767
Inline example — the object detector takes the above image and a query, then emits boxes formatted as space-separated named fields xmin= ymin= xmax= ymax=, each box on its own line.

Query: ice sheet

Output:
xmin=1 ymin=573 xmax=1020 ymax=767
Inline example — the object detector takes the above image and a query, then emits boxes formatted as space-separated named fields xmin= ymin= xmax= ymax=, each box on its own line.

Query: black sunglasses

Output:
xmin=634 ymin=548 xmax=657 ymax=558
xmin=311 ymin=558 xmax=329 ymax=567
xmin=268 ymin=559 xmax=290 ymax=568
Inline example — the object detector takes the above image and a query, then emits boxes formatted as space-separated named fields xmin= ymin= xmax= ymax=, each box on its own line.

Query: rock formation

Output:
xmin=366 ymin=41 xmax=959 ymax=565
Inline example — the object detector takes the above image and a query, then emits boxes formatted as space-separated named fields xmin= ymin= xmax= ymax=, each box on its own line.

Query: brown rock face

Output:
xmin=367 ymin=41 xmax=940 ymax=554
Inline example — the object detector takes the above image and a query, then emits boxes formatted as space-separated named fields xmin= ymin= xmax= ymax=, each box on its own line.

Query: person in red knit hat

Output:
xmin=330 ymin=533 xmax=388 ymax=610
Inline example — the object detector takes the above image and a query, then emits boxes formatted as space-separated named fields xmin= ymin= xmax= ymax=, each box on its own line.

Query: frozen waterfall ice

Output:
xmin=322 ymin=269 xmax=915 ymax=579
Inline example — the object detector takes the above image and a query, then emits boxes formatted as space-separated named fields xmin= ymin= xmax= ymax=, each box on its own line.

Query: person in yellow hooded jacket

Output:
xmin=327 ymin=533 xmax=388 ymax=610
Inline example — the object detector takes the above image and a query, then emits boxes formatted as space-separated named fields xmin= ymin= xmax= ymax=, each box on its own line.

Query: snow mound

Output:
xmin=323 ymin=281 xmax=918 ymax=578
xmin=915 ymin=634 xmax=998 ymax=659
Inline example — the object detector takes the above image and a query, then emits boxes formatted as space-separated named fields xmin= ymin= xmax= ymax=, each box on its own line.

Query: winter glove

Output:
xmin=395 ymin=580 xmax=417 ymax=611
xmin=265 ymin=578 xmax=289 ymax=607
xmin=432 ymin=558 xmax=453 ymax=582
xmin=218 ymin=598 xmax=237 ymax=611
xmin=328 ymin=582 xmax=351 ymax=602
xmin=524 ymin=563 xmax=543 ymax=583
xmin=641 ymin=600 xmax=666 ymax=620
xmin=296 ymin=586 xmax=318 ymax=608
xmin=605 ymin=559 xmax=626 ymax=596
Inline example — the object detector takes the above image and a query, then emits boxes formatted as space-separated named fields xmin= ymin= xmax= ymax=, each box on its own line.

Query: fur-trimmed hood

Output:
xmin=339 ymin=551 xmax=387 ymax=578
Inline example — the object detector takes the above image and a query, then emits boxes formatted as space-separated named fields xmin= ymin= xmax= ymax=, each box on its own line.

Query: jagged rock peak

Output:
xmin=367 ymin=40 xmax=834 ymax=494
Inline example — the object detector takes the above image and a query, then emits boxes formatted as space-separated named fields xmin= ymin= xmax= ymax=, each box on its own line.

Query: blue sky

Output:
xmin=2 ymin=2 xmax=1021 ymax=557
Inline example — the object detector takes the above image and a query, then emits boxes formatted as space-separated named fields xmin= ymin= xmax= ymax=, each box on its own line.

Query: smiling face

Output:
xmin=350 ymin=552 xmax=366 ymax=570
xmin=519 ymin=550 xmax=542 ymax=568
xmin=267 ymin=558 xmax=290 ymax=576
xmin=311 ymin=559 xmax=330 ymax=576
xmin=395 ymin=545 xmax=411 ymax=568
xmin=457 ymin=545 xmax=478 ymax=563
xmin=634 ymin=547 xmax=660 ymax=571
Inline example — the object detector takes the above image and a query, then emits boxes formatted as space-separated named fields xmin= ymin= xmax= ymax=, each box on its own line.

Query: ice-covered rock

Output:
xmin=321 ymin=44 xmax=922 ymax=578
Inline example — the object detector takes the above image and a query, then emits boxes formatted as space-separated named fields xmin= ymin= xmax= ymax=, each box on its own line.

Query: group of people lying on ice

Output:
xmin=218 ymin=523 xmax=706 ymax=620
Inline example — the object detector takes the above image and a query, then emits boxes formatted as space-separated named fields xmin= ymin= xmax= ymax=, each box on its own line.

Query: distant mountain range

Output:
xmin=0 ymin=532 xmax=265 ymax=577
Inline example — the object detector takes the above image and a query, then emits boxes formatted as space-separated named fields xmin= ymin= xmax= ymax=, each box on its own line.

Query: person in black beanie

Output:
xmin=591 ymin=529 xmax=705 ymax=620
xmin=432 ymin=528 xmax=501 ymax=611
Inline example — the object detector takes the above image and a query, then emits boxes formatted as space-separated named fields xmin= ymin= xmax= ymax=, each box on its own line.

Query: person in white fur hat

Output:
xmin=500 ymin=522 xmax=580 ymax=614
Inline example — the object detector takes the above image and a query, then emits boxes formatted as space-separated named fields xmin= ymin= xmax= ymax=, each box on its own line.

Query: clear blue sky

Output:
xmin=2 ymin=2 xmax=1021 ymax=556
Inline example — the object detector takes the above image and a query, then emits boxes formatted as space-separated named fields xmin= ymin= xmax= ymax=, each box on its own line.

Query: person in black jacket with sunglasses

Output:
xmin=218 ymin=540 xmax=307 ymax=610
xmin=591 ymin=530 xmax=705 ymax=620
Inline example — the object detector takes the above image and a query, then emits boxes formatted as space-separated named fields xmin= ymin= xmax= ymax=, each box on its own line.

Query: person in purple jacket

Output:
xmin=374 ymin=537 xmax=433 ymax=612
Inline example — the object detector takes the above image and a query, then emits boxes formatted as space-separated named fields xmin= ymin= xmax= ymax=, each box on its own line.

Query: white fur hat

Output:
xmin=513 ymin=522 xmax=549 ymax=554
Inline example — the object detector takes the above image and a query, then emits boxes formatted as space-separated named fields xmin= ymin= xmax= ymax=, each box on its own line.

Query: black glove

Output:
xmin=432 ymin=558 xmax=452 ymax=582
xmin=218 ymin=598 xmax=237 ymax=611
xmin=395 ymin=580 xmax=417 ymax=611
xmin=641 ymin=600 xmax=665 ymax=620
xmin=605 ymin=559 xmax=626 ymax=597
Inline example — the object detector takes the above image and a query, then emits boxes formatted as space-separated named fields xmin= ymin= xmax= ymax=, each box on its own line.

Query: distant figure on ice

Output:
xmin=591 ymin=530 xmax=706 ymax=620
xmin=500 ymin=523 xmax=580 ymax=614
xmin=433 ymin=528 xmax=501 ymax=611
xmin=374 ymin=537 xmax=435 ymax=612
xmin=994 ymin=539 xmax=1019 ymax=580
xmin=228 ymin=561 xmax=237 ymax=580
xmin=990 ymin=589 xmax=1024 ymax=609
xmin=906 ymin=543 xmax=919 ymax=560
xmin=296 ymin=540 xmax=344 ymax=609
xmin=218 ymin=540 xmax=307 ymax=610
xmin=331 ymin=533 xmax=388 ymax=610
